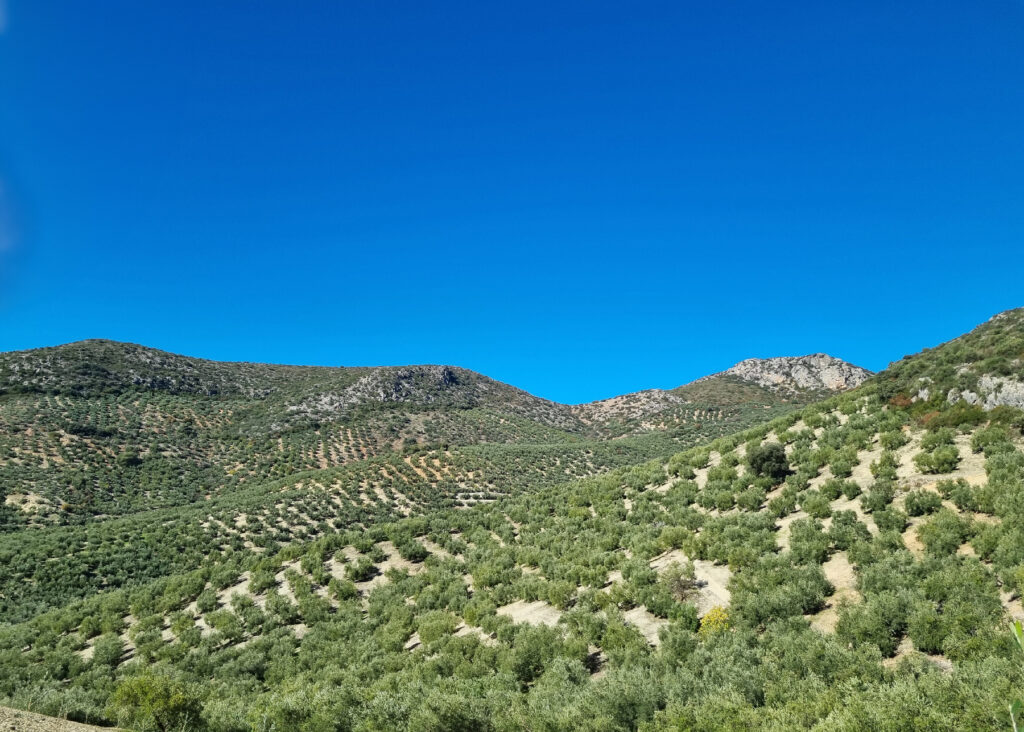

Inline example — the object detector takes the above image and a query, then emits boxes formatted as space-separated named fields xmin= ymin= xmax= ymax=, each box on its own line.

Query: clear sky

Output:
xmin=0 ymin=2 xmax=1022 ymax=403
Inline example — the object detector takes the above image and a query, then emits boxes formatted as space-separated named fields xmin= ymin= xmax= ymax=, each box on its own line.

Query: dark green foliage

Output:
xmin=747 ymin=442 xmax=789 ymax=481
xmin=731 ymin=555 xmax=831 ymax=626
xmin=862 ymin=480 xmax=896 ymax=513
xmin=828 ymin=510 xmax=871 ymax=550
xmin=879 ymin=430 xmax=909 ymax=451
xmin=789 ymin=518 xmax=830 ymax=564
xmin=915 ymin=430 xmax=961 ymax=474
xmin=836 ymin=591 xmax=908 ymax=656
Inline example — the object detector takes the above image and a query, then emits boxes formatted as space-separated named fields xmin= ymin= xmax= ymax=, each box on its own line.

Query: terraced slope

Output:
xmin=0 ymin=341 xmax=859 ymax=622
xmin=2 ymin=312 xmax=1023 ymax=729
xmin=1 ymin=340 xmax=849 ymax=528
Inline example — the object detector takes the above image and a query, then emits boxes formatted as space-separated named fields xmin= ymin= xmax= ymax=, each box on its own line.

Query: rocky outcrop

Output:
xmin=947 ymin=374 xmax=1024 ymax=410
xmin=288 ymin=365 xmax=584 ymax=431
xmin=698 ymin=354 xmax=872 ymax=395
xmin=289 ymin=365 xmax=489 ymax=415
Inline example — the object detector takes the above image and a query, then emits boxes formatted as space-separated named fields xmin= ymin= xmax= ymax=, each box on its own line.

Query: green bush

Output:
xmin=862 ymin=481 xmax=896 ymax=513
xmin=418 ymin=610 xmax=459 ymax=643
xmin=918 ymin=510 xmax=972 ymax=556
xmin=801 ymin=492 xmax=832 ymax=520
xmin=835 ymin=591 xmax=908 ymax=657
xmin=747 ymin=443 xmax=789 ymax=481
xmin=921 ymin=428 xmax=956 ymax=450
xmin=870 ymin=451 xmax=899 ymax=481
xmin=828 ymin=510 xmax=871 ymax=550
xmin=107 ymin=672 xmax=203 ymax=732
xmin=879 ymin=430 xmax=909 ymax=451
xmin=914 ymin=444 xmax=960 ymax=474
xmin=789 ymin=518 xmax=830 ymax=564
xmin=872 ymin=508 xmax=908 ymax=534
xmin=904 ymin=490 xmax=942 ymax=517
xmin=971 ymin=425 xmax=1011 ymax=454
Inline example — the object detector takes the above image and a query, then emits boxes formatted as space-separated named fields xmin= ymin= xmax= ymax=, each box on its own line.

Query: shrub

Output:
xmin=699 ymin=606 xmax=730 ymax=638
xmin=872 ymin=508 xmax=908 ymax=534
xmin=830 ymin=455 xmax=856 ymax=479
xmin=747 ymin=443 xmax=789 ymax=481
xmin=990 ymin=406 xmax=1024 ymax=432
xmin=195 ymin=588 xmax=217 ymax=614
xmin=737 ymin=487 xmax=765 ymax=512
xmin=828 ymin=510 xmax=871 ymax=550
xmin=918 ymin=510 xmax=972 ymax=557
xmin=836 ymin=592 xmax=908 ymax=656
xmin=870 ymin=451 xmax=899 ymax=481
xmin=904 ymin=490 xmax=942 ymax=517
xmin=914 ymin=444 xmax=960 ymax=474
xmin=880 ymin=430 xmax=909 ymax=451
xmin=346 ymin=556 xmax=377 ymax=582
xmin=418 ymin=610 xmax=459 ymax=643
xmin=658 ymin=526 xmax=689 ymax=551
xmin=907 ymin=603 xmax=946 ymax=655
xmin=715 ymin=491 xmax=736 ymax=512
xmin=820 ymin=479 xmax=845 ymax=501
xmin=863 ymin=481 xmax=896 ymax=513
xmin=329 ymin=578 xmax=358 ymax=601
xmin=730 ymin=556 xmax=831 ymax=625
xmin=767 ymin=492 xmax=797 ymax=519
xmin=396 ymin=539 xmax=429 ymax=563
xmin=547 ymin=580 xmax=576 ymax=610
xmin=920 ymin=428 xmax=956 ymax=450
xmin=106 ymin=672 xmax=203 ymax=732
xmin=948 ymin=482 xmax=977 ymax=512
xmin=970 ymin=423 xmax=1011 ymax=452
xmin=789 ymin=518 xmax=830 ymax=564
xmin=661 ymin=561 xmax=698 ymax=601
xmin=801 ymin=492 xmax=832 ymax=520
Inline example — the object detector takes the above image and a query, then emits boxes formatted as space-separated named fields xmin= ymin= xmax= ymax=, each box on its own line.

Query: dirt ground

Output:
xmin=807 ymin=551 xmax=862 ymax=633
xmin=0 ymin=707 xmax=121 ymax=732
xmin=623 ymin=605 xmax=668 ymax=645
xmin=649 ymin=549 xmax=731 ymax=615
xmin=496 ymin=599 xmax=563 ymax=626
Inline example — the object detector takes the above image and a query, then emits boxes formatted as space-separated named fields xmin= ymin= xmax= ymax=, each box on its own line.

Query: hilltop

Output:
xmin=0 ymin=339 xmax=866 ymax=434
xmin=573 ymin=354 xmax=871 ymax=434
xmin=697 ymin=353 xmax=872 ymax=395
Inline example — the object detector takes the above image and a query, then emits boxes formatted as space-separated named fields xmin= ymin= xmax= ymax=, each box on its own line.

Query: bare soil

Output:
xmin=0 ymin=707 xmax=121 ymax=732
xmin=496 ymin=600 xmax=562 ymax=626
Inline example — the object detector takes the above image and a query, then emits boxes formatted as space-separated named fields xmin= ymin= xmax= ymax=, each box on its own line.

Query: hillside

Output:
xmin=0 ymin=341 xmax=869 ymax=626
xmin=874 ymin=308 xmax=1024 ymax=410
xmin=572 ymin=354 xmax=870 ymax=436
xmin=0 ymin=341 xmax=854 ymax=527
xmin=19 ymin=333 xmax=1022 ymax=730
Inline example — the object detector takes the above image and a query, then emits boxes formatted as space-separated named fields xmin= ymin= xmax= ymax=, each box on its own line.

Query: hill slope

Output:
xmin=0 ymin=340 xmax=870 ymax=623
xmin=6 ymin=337 xmax=956 ymax=730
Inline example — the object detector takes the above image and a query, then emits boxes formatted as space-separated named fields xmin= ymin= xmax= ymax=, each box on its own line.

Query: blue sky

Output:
xmin=0 ymin=1 xmax=1022 ymax=403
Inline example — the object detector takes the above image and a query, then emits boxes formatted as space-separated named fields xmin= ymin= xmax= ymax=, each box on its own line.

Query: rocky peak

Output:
xmin=709 ymin=354 xmax=872 ymax=394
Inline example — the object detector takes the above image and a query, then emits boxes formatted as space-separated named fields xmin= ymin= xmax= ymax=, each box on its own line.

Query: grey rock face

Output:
xmin=948 ymin=375 xmax=1024 ymax=410
xmin=709 ymin=354 xmax=872 ymax=395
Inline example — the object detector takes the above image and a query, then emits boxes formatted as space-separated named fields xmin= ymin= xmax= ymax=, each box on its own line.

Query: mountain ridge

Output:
xmin=0 ymin=338 xmax=869 ymax=413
